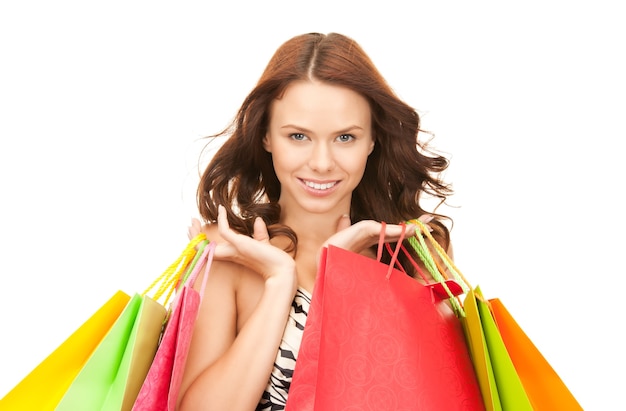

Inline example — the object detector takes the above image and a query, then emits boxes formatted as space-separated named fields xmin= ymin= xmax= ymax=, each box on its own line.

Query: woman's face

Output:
xmin=264 ymin=80 xmax=374 ymax=217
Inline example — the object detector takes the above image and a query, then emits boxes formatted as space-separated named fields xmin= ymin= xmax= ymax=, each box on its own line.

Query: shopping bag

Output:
xmin=54 ymin=233 xmax=208 ymax=411
xmin=489 ymin=298 xmax=583 ymax=410
xmin=0 ymin=291 xmax=130 ymax=411
xmin=410 ymin=220 xmax=582 ymax=410
xmin=286 ymin=225 xmax=484 ymax=410
xmin=462 ymin=287 xmax=532 ymax=411
xmin=132 ymin=240 xmax=216 ymax=411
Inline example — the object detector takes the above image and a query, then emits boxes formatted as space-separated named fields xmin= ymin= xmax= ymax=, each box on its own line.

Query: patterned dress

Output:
xmin=256 ymin=288 xmax=311 ymax=410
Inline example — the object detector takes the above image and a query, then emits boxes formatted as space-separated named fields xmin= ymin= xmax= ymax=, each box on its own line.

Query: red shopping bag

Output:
xmin=132 ymin=240 xmax=216 ymax=411
xmin=409 ymin=219 xmax=582 ymax=411
xmin=286 ymin=230 xmax=484 ymax=410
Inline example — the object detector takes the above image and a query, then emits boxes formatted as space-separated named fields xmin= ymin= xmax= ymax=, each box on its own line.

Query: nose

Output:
xmin=308 ymin=141 xmax=335 ymax=172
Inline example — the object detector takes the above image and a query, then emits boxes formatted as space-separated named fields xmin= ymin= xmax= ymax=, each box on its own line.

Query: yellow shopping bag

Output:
xmin=0 ymin=291 xmax=130 ymax=410
xmin=0 ymin=233 xmax=207 ymax=411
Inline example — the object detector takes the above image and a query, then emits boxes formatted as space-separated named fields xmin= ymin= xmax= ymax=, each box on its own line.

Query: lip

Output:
xmin=299 ymin=178 xmax=341 ymax=196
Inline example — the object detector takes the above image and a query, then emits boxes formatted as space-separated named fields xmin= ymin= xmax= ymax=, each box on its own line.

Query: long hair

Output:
xmin=197 ymin=32 xmax=452 ymax=272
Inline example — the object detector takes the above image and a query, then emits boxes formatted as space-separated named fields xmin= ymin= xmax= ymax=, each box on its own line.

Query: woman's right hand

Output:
xmin=208 ymin=205 xmax=296 ymax=283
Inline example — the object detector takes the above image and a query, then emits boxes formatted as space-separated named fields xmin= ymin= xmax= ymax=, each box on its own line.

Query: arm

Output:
xmin=178 ymin=207 xmax=297 ymax=411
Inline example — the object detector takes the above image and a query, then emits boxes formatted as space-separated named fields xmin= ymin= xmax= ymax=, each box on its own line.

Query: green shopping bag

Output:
xmin=461 ymin=287 xmax=501 ymax=411
xmin=53 ymin=234 xmax=207 ymax=411
xmin=407 ymin=219 xmax=580 ymax=410
xmin=54 ymin=293 xmax=143 ymax=410
xmin=462 ymin=287 xmax=533 ymax=411
xmin=104 ymin=294 xmax=166 ymax=411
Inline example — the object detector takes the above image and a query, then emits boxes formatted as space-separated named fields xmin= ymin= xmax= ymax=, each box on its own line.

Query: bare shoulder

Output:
xmin=201 ymin=222 xmax=224 ymax=242
xmin=196 ymin=222 xmax=265 ymax=331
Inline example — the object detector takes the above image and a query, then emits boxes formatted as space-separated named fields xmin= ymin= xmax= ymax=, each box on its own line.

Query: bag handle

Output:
xmin=408 ymin=219 xmax=473 ymax=291
xmin=378 ymin=223 xmax=463 ymax=310
xmin=376 ymin=221 xmax=407 ymax=280
xmin=141 ymin=233 xmax=208 ymax=307
xmin=406 ymin=219 xmax=479 ymax=315
xmin=182 ymin=240 xmax=216 ymax=298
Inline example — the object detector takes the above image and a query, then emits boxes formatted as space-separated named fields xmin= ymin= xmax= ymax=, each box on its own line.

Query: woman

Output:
xmin=178 ymin=32 xmax=453 ymax=410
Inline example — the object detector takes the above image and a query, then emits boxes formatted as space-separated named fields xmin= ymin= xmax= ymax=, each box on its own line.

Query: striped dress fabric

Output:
xmin=256 ymin=288 xmax=311 ymax=410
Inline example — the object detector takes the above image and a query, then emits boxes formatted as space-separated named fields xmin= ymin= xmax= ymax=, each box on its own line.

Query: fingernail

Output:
xmin=419 ymin=214 xmax=434 ymax=223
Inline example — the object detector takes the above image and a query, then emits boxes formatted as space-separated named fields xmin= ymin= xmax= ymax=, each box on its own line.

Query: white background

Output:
xmin=1 ymin=1 xmax=623 ymax=410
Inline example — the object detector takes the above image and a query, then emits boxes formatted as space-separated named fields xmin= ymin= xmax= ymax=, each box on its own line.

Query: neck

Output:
xmin=282 ymin=211 xmax=346 ymax=245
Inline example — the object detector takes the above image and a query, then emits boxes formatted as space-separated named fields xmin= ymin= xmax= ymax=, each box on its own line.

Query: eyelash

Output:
xmin=289 ymin=133 xmax=355 ymax=142
xmin=290 ymin=133 xmax=307 ymax=141
xmin=337 ymin=134 xmax=355 ymax=142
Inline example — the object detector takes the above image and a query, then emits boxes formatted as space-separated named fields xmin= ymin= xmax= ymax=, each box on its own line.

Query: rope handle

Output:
xmin=177 ymin=239 xmax=210 ymax=292
xmin=408 ymin=219 xmax=474 ymax=292
xmin=376 ymin=222 xmax=408 ymax=280
xmin=403 ymin=219 xmax=473 ymax=316
xmin=160 ymin=239 xmax=216 ymax=327
xmin=382 ymin=230 xmax=465 ymax=315
xmin=141 ymin=233 xmax=207 ymax=307
xmin=182 ymin=240 xmax=216 ymax=298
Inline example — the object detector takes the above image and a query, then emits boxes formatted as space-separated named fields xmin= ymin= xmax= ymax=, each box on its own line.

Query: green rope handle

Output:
xmin=178 ymin=239 xmax=211 ymax=290
xmin=406 ymin=220 xmax=467 ymax=316
xmin=411 ymin=219 xmax=474 ymax=292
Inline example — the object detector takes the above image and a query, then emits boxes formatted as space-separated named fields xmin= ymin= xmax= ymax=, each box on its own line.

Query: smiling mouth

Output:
xmin=303 ymin=180 xmax=338 ymax=190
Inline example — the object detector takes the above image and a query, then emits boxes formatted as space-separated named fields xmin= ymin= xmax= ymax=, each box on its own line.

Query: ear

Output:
xmin=368 ymin=138 xmax=375 ymax=155
xmin=262 ymin=134 xmax=272 ymax=153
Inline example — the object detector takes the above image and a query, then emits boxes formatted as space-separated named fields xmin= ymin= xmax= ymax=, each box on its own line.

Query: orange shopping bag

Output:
xmin=409 ymin=219 xmax=583 ymax=411
xmin=489 ymin=298 xmax=582 ymax=410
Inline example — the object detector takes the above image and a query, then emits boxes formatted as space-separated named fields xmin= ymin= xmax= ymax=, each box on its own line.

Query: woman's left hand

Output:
xmin=322 ymin=216 xmax=414 ymax=255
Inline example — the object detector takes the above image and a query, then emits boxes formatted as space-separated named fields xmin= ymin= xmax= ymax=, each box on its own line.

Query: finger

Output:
xmin=381 ymin=222 xmax=416 ymax=242
xmin=216 ymin=205 xmax=235 ymax=241
xmin=415 ymin=214 xmax=434 ymax=232
xmin=252 ymin=216 xmax=270 ymax=242
xmin=418 ymin=214 xmax=434 ymax=223
xmin=188 ymin=217 xmax=202 ymax=240
xmin=212 ymin=241 xmax=237 ymax=260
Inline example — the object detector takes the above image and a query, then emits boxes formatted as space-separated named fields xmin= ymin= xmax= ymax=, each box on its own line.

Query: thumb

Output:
xmin=188 ymin=217 xmax=202 ymax=240
xmin=336 ymin=214 xmax=352 ymax=232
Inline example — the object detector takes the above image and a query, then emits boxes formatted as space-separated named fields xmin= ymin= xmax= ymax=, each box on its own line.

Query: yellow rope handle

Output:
xmin=141 ymin=233 xmax=207 ymax=307
xmin=415 ymin=222 xmax=494 ymax=306
xmin=409 ymin=219 xmax=474 ymax=292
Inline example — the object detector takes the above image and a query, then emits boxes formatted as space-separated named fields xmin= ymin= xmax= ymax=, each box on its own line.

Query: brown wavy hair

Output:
xmin=197 ymin=32 xmax=453 ymax=274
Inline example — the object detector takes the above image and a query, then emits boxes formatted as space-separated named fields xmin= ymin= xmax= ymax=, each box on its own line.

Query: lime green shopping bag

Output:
xmin=54 ymin=234 xmax=208 ymax=411
xmin=462 ymin=287 xmax=534 ymax=411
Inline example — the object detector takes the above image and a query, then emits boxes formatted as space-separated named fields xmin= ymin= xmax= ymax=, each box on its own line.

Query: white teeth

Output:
xmin=305 ymin=181 xmax=336 ymax=190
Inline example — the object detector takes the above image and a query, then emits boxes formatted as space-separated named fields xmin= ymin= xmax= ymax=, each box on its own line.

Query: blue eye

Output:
xmin=290 ymin=133 xmax=307 ymax=141
xmin=336 ymin=134 xmax=355 ymax=142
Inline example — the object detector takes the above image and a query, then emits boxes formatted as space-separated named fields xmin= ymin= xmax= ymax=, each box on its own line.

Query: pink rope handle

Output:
xmin=376 ymin=222 xmax=386 ymax=262
xmin=384 ymin=241 xmax=430 ymax=284
xmin=381 ymin=222 xmax=407 ymax=280
xmin=197 ymin=241 xmax=216 ymax=300
xmin=182 ymin=241 xmax=216 ymax=301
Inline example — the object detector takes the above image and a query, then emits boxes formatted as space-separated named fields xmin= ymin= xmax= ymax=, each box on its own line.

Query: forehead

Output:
xmin=269 ymin=80 xmax=371 ymax=130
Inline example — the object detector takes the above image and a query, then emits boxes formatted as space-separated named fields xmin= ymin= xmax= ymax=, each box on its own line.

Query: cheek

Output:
xmin=339 ymin=152 xmax=370 ymax=178
xmin=356 ymin=146 xmax=373 ymax=169
xmin=271 ymin=150 xmax=299 ymax=176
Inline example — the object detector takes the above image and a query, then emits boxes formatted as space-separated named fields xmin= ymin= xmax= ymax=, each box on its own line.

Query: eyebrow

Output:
xmin=279 ymin=124 xmax=365 ymax=134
